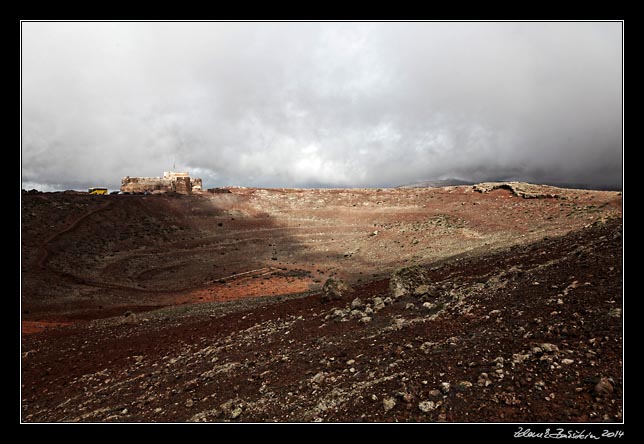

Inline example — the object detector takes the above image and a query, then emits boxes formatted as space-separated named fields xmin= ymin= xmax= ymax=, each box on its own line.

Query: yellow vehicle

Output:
xmin=88 ymin=187 xmax=108 ymax=195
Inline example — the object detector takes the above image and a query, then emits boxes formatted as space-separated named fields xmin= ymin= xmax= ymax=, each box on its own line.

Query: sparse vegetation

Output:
xmin=21 ymin=183 xmax=622 ymax=422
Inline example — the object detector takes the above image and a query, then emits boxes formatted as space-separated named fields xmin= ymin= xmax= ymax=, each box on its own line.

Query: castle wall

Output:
xmin=174 ymin=176 xmax=192 ymax=194
xmin=121 ymin=172 xmax=203 ymax=194
xmin=163 ymin=171 xmax=190 ymax=179
xmin=121 ymin=177 xmax=174 ymax=193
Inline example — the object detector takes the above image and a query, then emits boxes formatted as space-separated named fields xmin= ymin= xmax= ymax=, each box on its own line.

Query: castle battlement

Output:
xmin=121 ymin=171 xmax=202 ymax=194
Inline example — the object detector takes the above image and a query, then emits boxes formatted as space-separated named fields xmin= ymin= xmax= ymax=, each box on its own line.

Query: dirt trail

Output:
xmin=36 ymin=200 xmax=113 ymax=269
xmin=22 ymin=184 xmax=621 ymax=326
xmin=21 ymin=217 xmax=622 ymax=423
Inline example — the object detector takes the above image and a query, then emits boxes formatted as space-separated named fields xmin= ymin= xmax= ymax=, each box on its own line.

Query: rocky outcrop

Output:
xmin=473 ymin=182 xmax=563 ymax=199
xmin=390 ymin=265 xmax=433 ymax=298
xmin=321 ymin=277 xmax=348 ymax=302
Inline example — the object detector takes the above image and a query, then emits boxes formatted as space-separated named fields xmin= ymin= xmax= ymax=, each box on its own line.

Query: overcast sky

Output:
xmin=21 ymin=22 xmax=622 ymax=190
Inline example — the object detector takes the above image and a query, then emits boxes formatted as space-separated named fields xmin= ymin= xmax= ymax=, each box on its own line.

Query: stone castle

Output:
xmin=121 ymin=171 xmax=203 ymax=194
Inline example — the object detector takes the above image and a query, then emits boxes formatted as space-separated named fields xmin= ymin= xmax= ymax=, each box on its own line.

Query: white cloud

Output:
xmin=21 ymin=22 xmax=622 ymax=190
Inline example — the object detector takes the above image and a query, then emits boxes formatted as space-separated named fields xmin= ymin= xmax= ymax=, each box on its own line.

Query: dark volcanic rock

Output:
xmin=321 ymin=277 xmax=348 ymax=302
xmin=389 ymin=265 xmax=432 ymax=299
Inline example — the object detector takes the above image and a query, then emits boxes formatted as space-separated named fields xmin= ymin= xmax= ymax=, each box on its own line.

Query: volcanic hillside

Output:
xmin=20 ymin=183 xmax=622 ymax=422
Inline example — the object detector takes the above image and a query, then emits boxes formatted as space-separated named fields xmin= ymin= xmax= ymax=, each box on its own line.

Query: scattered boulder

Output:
xmin=594 ymin=378 xmax=614 ymax=397
xmin=311 ymin=372 xmax=326 ymax=385
xmin=477 ymin=373 xmax=492 ymax=387
xmin=322 ymin=278 xmax=348 ymax=302
xmin=350 ymin=297 xmax=364 ymax=309
xmin=456 ymin=381 xmax=473 ymax=390
xmin=397 ymin=391 xmax=413 ymax=403
xmin=512 ymin=353 xmax=530 ymax=365
xmin=122 ymin=311 xmax=137 ymax=325
xmin=389 ymin=265 xmax=432 ymax=299
xmin=540 ymin=343 xmax=559 ymax=354
xmin=419 ymin=341 xmax=436 ymax=354
xmin=349 ymin=309 xmax=364 ymax=320
xmin=219 ymin=399 xmax=244 ymax=419
xmin=383 ymin=397 xmax=396 ymax=412
xmin=418 ymin=400 xmax=436 ymax=413
xmin=332 ymin=308 xmax=348 ymax=319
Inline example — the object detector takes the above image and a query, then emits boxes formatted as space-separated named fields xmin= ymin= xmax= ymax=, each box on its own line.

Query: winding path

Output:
xmin=36 ymin=200 xmax=113 ymax=269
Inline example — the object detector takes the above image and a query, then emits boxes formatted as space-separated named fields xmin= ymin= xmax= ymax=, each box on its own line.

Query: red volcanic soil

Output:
xmin=20 ymin=184 xmax=622 ymax=422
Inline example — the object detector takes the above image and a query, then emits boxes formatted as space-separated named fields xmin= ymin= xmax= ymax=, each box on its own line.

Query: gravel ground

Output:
xmin=21 ymin=214 xmax=622 ymax=423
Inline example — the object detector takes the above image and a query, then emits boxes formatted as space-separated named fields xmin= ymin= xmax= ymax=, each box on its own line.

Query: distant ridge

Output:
xmin=397 ymin=178 xmax=621 ymax=192
xmin=396 ymin=178 xmax=476 ymax=188
xmin=538 ymin=182 xmax=622 ymax=192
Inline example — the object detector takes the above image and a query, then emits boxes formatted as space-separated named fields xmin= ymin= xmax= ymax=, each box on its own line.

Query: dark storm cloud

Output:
xmin=21 ymin=22 xmax=622 ymax=191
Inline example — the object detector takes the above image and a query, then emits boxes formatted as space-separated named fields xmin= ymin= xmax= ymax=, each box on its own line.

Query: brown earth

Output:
xmin=20 ymin=184 xmax=622 ymax=422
